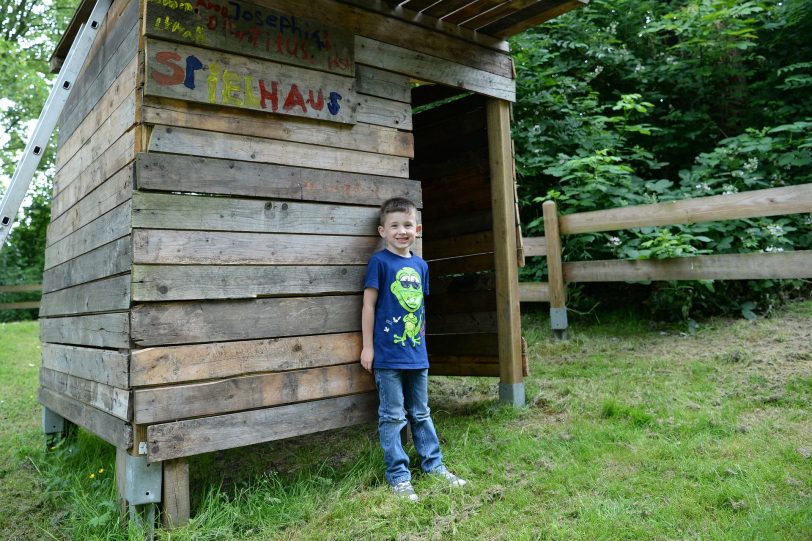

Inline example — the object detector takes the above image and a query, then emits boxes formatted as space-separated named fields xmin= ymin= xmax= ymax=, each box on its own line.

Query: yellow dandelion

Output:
xmin=98 ymin=468 xmax=105 ymax=474
xmin=89 ymin=473 xmax=95 ymax=479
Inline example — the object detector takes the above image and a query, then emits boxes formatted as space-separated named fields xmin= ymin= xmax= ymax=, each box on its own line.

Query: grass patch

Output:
xmin=1 ymin=303 xmax=811 ymax=540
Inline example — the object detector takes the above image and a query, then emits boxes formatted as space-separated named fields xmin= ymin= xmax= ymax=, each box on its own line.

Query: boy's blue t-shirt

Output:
xmin=364 ymin=249 xmax=429 ymax=370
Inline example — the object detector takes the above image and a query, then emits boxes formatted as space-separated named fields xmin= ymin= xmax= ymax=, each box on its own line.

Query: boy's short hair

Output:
xmin=379 ymin=197 xmax=418 ymax=225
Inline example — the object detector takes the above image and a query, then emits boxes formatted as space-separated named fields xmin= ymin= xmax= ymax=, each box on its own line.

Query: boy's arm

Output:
xmin=360 ymin=287 xmax=378 ymax=372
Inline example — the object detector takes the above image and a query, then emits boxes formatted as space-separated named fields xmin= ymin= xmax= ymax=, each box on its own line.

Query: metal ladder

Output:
xmin=0 ymin=0 xmax=112 ymax=248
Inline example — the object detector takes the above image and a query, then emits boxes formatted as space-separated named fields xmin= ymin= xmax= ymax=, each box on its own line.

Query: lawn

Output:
xmin=0 ymin=303 xmax=810 ymax=540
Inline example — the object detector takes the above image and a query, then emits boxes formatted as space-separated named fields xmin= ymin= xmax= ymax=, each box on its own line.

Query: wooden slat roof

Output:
xmin=51 ymin=0 xmax=587 ymax=71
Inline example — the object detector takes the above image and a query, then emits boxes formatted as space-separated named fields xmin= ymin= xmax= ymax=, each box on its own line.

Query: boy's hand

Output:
xmin=360 ymin=347 xmax=374 ymax=372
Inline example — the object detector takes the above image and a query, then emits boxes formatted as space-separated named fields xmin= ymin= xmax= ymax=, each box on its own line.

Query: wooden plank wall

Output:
xmin=130 ymin=0 xmax=495 ymax=460
xmin=413 ymin=93 xmax=500 ymax=377
xmin=39 ymin=0 xmax=140 ymax=450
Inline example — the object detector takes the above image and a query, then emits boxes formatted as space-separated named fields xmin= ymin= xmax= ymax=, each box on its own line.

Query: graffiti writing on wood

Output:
xmin=145 ymin=0 xmax=354 ymax=76
xmin=145 ymin=38 xmax=357 ymax=124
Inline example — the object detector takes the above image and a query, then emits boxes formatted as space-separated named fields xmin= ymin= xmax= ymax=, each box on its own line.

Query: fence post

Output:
xmin=542 ymin=201 xmax=568 ymax=339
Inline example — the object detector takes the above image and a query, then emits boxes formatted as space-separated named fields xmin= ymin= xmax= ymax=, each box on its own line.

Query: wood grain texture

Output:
xmin=141 ymin=98 xmax=414 ymax=157
xmin=130 ymin=332 xmax=362 ymax=386
xmin=542 ymin=201 xmax=566 ymax=308
xmin=518 ymin=282 xmax=551 ymax=303
xmin=134 ymin=363 xmax=374 ymax=423
xmin=563 ymin=250 xmax=812 ymax=282
xmin=40 ymin=368 xmax=130 ymax=421
xmin=355 ymin=65 xmax=410 ymax=103
xmin=40 ymin=312 xmax=130 ymax=348
xmin=42 ymin=237 xmax=131 ymax=293
xmin=134 ymin=153 xmax=422 ymax=204
xmin=44 ymin=201 xmax=131 ymax=270
xmin=57 ymin=56 xmax=138 ymax=172
xmin=39 ymin=274 xmax=131 ymax=317
xmin=52 ymin=129 xmax=136 ymax=220
xmin=356 ymin=94 xmax=412 ymax=129
xmin=58 ymin=0 xmax=139 ymax=142
xmin=356 ymin=36 xmax=515 ymax=102
xmin=558 ymin=184 xmax=812 ymax=235
xmin=130 ymin=295 xmax=362 ymax=346
xmin=147 ymin=125 xmax=409 ymax=177
xmin=522 ymin=237 xmax=547 ymax=257
xmin=146 ymin=392 xmax=377 ymax=461
xmin=38 ymin=387 xmax=132 ymax=450
xmin=429 ymin=254 xmax=495 ymax=277
xmin=132 ymin=264 xmax=366 ymax=301
xmin=423 ymin=231 xmax=494 ymax=260
xmin=487 ymin=98 xmax=523 ymax=385
xmin=41 ymin=343 xmax=128 ymax=388
xmin=132 ymin=229 xmax=383 ymax=265
xmin=131 ymin=192 xmax=378 ymax=234
xmin=47 ymin=165 xmax=133 ymax=247
xmin=161 ymin=458 xmax=190 ymax=528
xmin=428 ymin=357 xmax=500 ymax=377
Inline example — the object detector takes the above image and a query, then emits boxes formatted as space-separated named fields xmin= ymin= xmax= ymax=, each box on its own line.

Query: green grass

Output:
xmin=1 ymin=303 xmax=811 ymax=540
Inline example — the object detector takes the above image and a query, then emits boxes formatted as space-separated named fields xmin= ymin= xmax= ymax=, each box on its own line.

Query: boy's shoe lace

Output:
xmin=392 ymin=480 xmax=419 ymax=501
xmin=436 ymin=469 xmax=467 ymax=488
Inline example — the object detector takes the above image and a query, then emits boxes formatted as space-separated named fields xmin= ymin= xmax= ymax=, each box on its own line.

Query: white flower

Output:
xmin=764 ymin=246 xmax=784 ymax=253
xmin=608 ymin=236 xmax=622 ymax=246
xmin=766 ymin=224 xmax=784 ymax=237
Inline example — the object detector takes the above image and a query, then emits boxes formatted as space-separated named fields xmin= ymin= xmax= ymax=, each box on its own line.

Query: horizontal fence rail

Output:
xmin=559 ymin=184 xmax=812 ymax=235
xmin=519 ymin=183 xmax=812 ymax=337
xmin=0 ymin=284 xmax=42 ymax=311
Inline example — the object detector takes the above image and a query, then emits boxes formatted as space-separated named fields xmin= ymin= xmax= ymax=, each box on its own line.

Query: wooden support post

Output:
xmin=162 ymin=457 xmax=190 ymax=528
xmin=487 ymin=98 xmax=524 ymax=407
xmin=542 ymin=201 xmax=568 ymax=340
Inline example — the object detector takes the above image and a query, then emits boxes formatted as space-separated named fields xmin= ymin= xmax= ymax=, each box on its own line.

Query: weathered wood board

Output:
xmin=146 ymin=125 xmax=408 ymax=177
xmin=131 ymin=192 xmax=378 ymax=235
xmin=134 ymin=153 xmax=421 ymax=205
xmin=132 ymin=229 xmax=384 ymax=265
xmin=141 ymin=98 xmax=414 ymax=157
xmin=564 ymin=250 xmax=812 ymax=282
xmin=42 ymin=237 xmax=131 ymax=293
xmin=38 ymin=387 xmax=132 ymax=450
xmin=134 ymin=363 xmax=374 ymax=423
xmin=130 ymin=295 xmax=362 ymax=346
xmin=41 ymin=343 xmax=128 ymax=388
xmin=40 ymin=312 xmax=130 ymax=349
xmin=44 ymin=201 xmax=131 ymax=270
xmin=39 ymin=274 xmax=131 ymax=317
xmin=132 ymin=264 xmax=366 ymax=301
xmin=40 ymin=368 xmax=130 ymax=421
xmin=144 ymin=0 xmax=354 ymax=75
xmin=147 ymin=392 xmax=377 ymax=461
xmin=130 ymin=332 xmax=362 ymax=386
xmin=356 ymin=36 xmax=515 ymax=102
xmin=145 ymin=38 xmax=357 ymax=124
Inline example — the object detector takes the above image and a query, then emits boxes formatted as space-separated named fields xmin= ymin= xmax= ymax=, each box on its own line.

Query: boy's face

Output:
xmin=378 ymin=209 xmax=422 ymax=256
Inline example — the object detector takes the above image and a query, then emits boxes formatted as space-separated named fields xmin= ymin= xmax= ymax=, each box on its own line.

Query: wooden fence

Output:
xmin=0 ymin=284 xmax=42 ymax=310
xmin=520 ymin=183 xmax=812 ymax=337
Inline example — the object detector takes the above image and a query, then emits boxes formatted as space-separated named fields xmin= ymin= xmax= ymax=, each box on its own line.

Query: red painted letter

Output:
xmin=259 ymin=79 xmax=279 ymax=111
xmin=283 ymin=83 xmax=306 ymax=112
xmin=152 ymin=51 xmax=184 ymax=85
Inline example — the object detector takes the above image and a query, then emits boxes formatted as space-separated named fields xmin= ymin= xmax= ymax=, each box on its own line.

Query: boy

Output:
xmin=361 ymin=197 xmax=467 ymax=502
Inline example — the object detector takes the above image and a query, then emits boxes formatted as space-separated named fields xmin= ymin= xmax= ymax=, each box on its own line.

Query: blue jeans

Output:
xmin=374 ymin=368 xmax=445 ymax=485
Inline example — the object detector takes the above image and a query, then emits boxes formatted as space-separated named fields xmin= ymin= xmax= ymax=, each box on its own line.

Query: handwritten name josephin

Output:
xmin=146 ymin=0 xmax=354 ymax=76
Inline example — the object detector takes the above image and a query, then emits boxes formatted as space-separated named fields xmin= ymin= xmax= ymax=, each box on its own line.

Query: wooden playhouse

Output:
xmin=39 ymin=0 xmax=586 ymax=525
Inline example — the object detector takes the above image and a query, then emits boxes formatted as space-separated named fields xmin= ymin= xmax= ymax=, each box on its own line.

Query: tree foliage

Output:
xmin=512 ymin=0 xmax=812 ymax=320
xmin=0 ymin=0 xmax=78 ymax=321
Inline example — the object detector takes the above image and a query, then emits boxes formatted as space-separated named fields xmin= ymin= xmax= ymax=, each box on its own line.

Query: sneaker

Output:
xmin=436 ymin=469 xmax=467 ymax=488
xmin=392 ymin=480 xmax=419 ymax=501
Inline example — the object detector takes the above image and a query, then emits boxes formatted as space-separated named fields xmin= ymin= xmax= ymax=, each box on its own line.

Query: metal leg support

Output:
xmin=117 ymin=450 xmax=162 ymax=539
xmin=42 ymin=407 xmax=76 ymax=449
xmin=499 ymin=382 xmax=526 ymax=407
xmin=550 ymin=307 xmax=569 ymax=341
